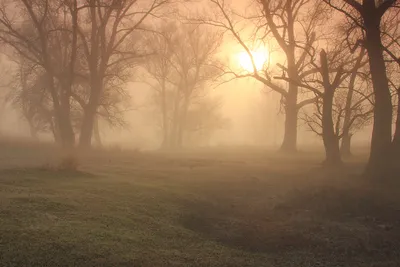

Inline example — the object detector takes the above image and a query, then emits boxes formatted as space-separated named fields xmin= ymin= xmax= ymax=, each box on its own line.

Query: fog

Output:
xmin=0 ymin=0 xmax=395 ymax=160
xmin=1 ymin=1 xmax=400 ymax=265
xmin=0 ymin=73 xmax=371 ymax=150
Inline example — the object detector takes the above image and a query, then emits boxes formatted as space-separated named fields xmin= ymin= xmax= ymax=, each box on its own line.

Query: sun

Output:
xmin=237 ymin=50 xmax=268 ymax=72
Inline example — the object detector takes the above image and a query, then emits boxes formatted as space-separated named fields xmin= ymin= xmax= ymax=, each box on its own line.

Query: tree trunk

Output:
xmin=280 ymin=60 xmax=298 ymax=152
xmin=364 ymin=17 xmax=393 ymax=177
xmin=392 ymin=91 xmax=400 ymax=157
xmin=341 ymin=49 xmax=364 ymax=157
xmin=322 ymin=91 xmax=342 ymax=166
xmin=160 ymin=82 xmax=169 ymax=148
xmin=79 ymin=103 xmax=97 ymax=148
xmin=28 ymin=120 xmax=38 ymax=140
xmin=169 ymin=89 xmax=181 ymax=148
xmin=93 ymin=116 xmax=102 ymax=147
xmin=176 ymin=98 xmax=189 ymax=148
xmin=341 ymin=133 xmax=352 ymax=157
xmin=54 ymin=110 xmax=74 ymax=147
xmin=79 ymin=78 xmax=101 ymax=148
xmin=281 ymin=103 xmax=298 ymax=152
xmin=59 ymin=88 xmax=75 ymax=147
xmin=50 ymin=117 xmax=60 ymax=144
xmin=46 ymin=73 xmax=74 ymax=147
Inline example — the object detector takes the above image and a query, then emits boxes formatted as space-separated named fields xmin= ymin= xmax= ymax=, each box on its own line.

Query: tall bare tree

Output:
xmin=322 ymin=0 xmax=399 ymax=176
xmin=197 ymin=0 xmax=329 ymax=152
xmin=74 ymin=0 xmax=168 ymax=147
xmin=143 ymin=22 xmax=223 ymax=148
xmin=285 ymin=46 xmax=348 ymax=165
xmin=0 ymin=0 xmax=79 ymax=146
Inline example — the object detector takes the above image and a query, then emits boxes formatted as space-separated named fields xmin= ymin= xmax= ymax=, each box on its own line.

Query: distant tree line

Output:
xmin=0 ymin=0 xmax=399 ymax=178
xmin=197 ymin=0 xmax=399 ymax=177
xmin=0 ymin=0 xmax=229 ymax=149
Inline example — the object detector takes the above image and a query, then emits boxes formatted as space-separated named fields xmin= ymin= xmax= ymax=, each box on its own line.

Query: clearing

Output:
xmin=0 ymin=144 xmax=399 ymax=266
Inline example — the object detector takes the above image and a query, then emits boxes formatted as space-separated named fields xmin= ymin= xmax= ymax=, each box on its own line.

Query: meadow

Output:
xmin=0 ymin=142 xmax=399 ymax=266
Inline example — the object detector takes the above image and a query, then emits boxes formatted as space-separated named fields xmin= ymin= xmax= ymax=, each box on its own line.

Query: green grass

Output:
xmin=0 ymin=145 xmax=399 ymax=266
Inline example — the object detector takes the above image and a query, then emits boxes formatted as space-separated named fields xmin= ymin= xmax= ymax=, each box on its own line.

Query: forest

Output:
xmin=0 ymin=0 xmax=399 ymax=176
xmin=0 ymin=0 xmax=399 ymax=266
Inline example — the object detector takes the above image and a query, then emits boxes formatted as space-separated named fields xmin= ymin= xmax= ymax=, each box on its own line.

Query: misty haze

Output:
xmin=0 ymin=0 xmax=399 ymax=266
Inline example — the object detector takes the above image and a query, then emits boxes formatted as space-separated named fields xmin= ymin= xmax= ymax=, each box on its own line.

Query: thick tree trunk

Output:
xmin=176 ymin=98 xmax=189 ymax=148
xmin=392 ymin=92 xmax=400 ymax=157
xmin=341 ymin=49 xmax=363 ymax=157
xmin=281 ymin=103 xmax=298 ymax=152
xmin=341 ymin=84 xmax=354 ymax=157
xmin=176 ymin=121 xmax=184 ymax=148
xmin=59 ymin=91 xmax=75 ymax=147
xmin=54 ymin=110 xmax=74 ymax=147
xmin=160 ymin=83 xmax=169 ymax=148
xmin=28 ymin=120 xmax=38 ymax=140
xmin=79 ymin=78 xmax=102 ymax=148
xmin=169 ymin=89 xmax=181 ymax=148
xmin=341 ymin=133 xmax=352 ymax=157
xmin=50 ymin=117 xmax=60 ymax=144
xmin=322 ymin=91 xmax=342 ymax=166
xmin=280 ymin=60 xmax=298 ymax=152
xmin=170 ymin=118 xmax=179 ymax=148
xmin=364 ymin=19 xmax=393 ymax=176
xmin=49 ymin=92 xmax=74 ymax=147
xmin=79 ymin=103 xmax=97 ymax=148
xmin=46 ymin=74 xmax=74 ymax=147
xmin=93 ymin=116 xmax=102 ymax=147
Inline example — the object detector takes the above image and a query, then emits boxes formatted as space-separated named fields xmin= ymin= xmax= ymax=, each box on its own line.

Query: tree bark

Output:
xmin=169 ymin=88 xmax=182 ymax=148
xmin=46 ymin=74 xmax=74 ymax=147
xmin=281 ymin=103 xmax=298 ymax=152
xmin=93 ymin=116 xmax=102 ymax=147
xmin=364 ymin=13 xmax=393 ymax=176
xmin=392 ymin=91 xmax=400 ymax=157
xmin=340 ymin=81 xmax=354 ymax=157
xmin=322 ymin=90 xmax=342 ymax=166
xmin=341 ymin=133 xmax=352 ymax=157
xmin=59 ymin=85 xmax=75 ymax=146
xmin=341 ymin=48 xmax=365 ymax=157
xmin=280 ymin=59 xmax=298 ymax=152
xmin=176 ymin=97 xmax=190 ymax=148
xmin=79 ymin=103 xmax=98 ymax=148
xmin=319 ymin=49 xmax=342 ymax=166
xmin=79 ymin=76 xmax=102 ymax=148
xmin=160 ymin=82 xmax=169 ymax=148
xmin=28 ymin=120 xmax=38 ymax=140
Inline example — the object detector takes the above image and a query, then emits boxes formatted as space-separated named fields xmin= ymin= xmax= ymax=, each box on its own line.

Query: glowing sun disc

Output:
xmin=237 ymin=51 xmax=268 ymax=72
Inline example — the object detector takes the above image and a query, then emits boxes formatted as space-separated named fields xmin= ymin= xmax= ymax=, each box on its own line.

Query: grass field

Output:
xmin=0 ymin=143 xmax=399 ymax=266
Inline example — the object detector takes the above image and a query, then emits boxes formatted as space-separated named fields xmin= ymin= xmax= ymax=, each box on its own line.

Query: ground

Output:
xmin=0 ymin=143 xmax=399 ymax=267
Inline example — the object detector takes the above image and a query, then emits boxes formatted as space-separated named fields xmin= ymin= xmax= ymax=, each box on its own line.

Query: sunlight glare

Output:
xmin=237 ymin=50 xmax=268 ymax=72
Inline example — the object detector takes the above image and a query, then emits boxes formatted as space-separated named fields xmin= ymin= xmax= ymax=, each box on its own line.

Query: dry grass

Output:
xmin=0 ymin=145 xmax=399 ymax=266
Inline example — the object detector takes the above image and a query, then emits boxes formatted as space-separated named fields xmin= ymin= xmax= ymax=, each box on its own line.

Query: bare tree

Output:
xmin=74 ymin=0 xmax=168 ymax=148
xmin=391 ymin=75 xmax=400 ymax=154
xmin=382 ymin=10 xmax=400 ymax=155
xmin=195 ymin=0 xmax=329 ymax=152
xmin=283 ymin=38 xmax=373 ymax=164
xmin=339 ymin=48 xmax=373 ymax=156
xmin=0 ymin=0 xmax=79 ymax=146
xmin=8 ymin=58 xmax=54 ymax=139
xmin=142 ymin=22 xmax=176 ymax=147
xmin=322 ymin=0 xmax=399 ymax=176
xmin=184 ymin=97 xmax=231 ymax=146
xmin=295 ymin=48 xmax=347 ymax=165
xmin=143 ymin=22 xmax=223 ymax=148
